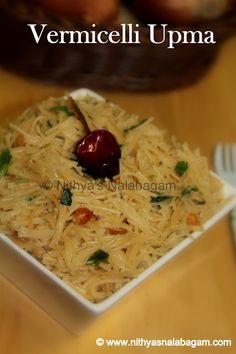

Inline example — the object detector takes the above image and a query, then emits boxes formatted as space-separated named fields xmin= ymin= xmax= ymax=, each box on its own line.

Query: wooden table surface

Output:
xmin=0 ymin=38 xmax=236 ymax=354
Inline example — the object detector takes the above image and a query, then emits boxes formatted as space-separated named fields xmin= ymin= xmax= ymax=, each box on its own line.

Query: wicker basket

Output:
xmin=0 ymin=0 xmax=236 ymax=91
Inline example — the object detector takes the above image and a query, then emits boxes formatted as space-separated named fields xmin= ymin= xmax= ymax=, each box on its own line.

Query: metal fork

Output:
xmin=214 ymin=144 xmax=236 ymax=244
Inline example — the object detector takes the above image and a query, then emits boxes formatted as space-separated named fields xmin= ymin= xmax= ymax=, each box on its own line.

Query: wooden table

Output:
xmin=0 ymin=37 xmax=236 ymax=354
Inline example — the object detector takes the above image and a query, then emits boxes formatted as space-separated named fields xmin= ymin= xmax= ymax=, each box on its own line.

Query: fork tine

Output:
xmin=214 ymin=144 xmax=224 ymax=174
xmin=224 ymin=144 xmax=232 ymax=172
xmin=231 ymin=144 xmax=236 ymax=172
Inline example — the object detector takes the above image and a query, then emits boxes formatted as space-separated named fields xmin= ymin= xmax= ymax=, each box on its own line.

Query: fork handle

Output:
xmin=231 ymin=208 xmax=236 ymax=245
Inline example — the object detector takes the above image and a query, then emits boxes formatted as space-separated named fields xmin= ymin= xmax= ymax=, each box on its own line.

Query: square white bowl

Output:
xmin=1 ymin=88 xmax=236 ymax=334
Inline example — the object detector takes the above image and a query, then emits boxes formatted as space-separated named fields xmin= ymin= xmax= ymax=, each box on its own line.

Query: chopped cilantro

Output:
xmin=40 ymin=143 xmax=51 ymax=150
xmin=27 ymin=195 xmax=36 ymax=202
xmin=86 ymin=249 xmax=109 ymax=266
xmin=60 ymin=188 xmax=73 ymax=206
xmin=15 ymin=177 xmax=29 ymax=184
xmin=151 ymin=194 xmax=173 ymax=204
xmin=193 ymin=199 xmax=206 ymax=205
xmin=0 ymin=149 xmax=12 ymax=177
xmin=175 ymin=161 xmax=189 ymax=176
xmin=149 ymin=175 xmax=156 ymax=180
xmin=47 ymin=120 xmax=53 ymax=128
xmin=124 ymin=119 xmax=148 ymax=133
xmin=182 ymin=186 xmax=198 ymax=196
xmin=50 ymin=105 xmax=73 ymax=116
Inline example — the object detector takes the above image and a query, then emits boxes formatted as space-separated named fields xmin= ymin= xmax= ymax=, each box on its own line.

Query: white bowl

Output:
xmin=1 ymin=88 xmax=236 ymax=334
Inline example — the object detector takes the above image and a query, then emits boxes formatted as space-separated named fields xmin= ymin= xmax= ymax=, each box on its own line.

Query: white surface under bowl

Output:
xmin=1 ymin=88 xmax=236 ymax=334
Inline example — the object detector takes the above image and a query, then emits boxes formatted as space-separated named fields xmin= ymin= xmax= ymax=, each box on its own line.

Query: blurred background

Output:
xmin=0 ymin=0 xmax=236 ymax=91
xmin=0 ymin=1 xmax=236 ymax=354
